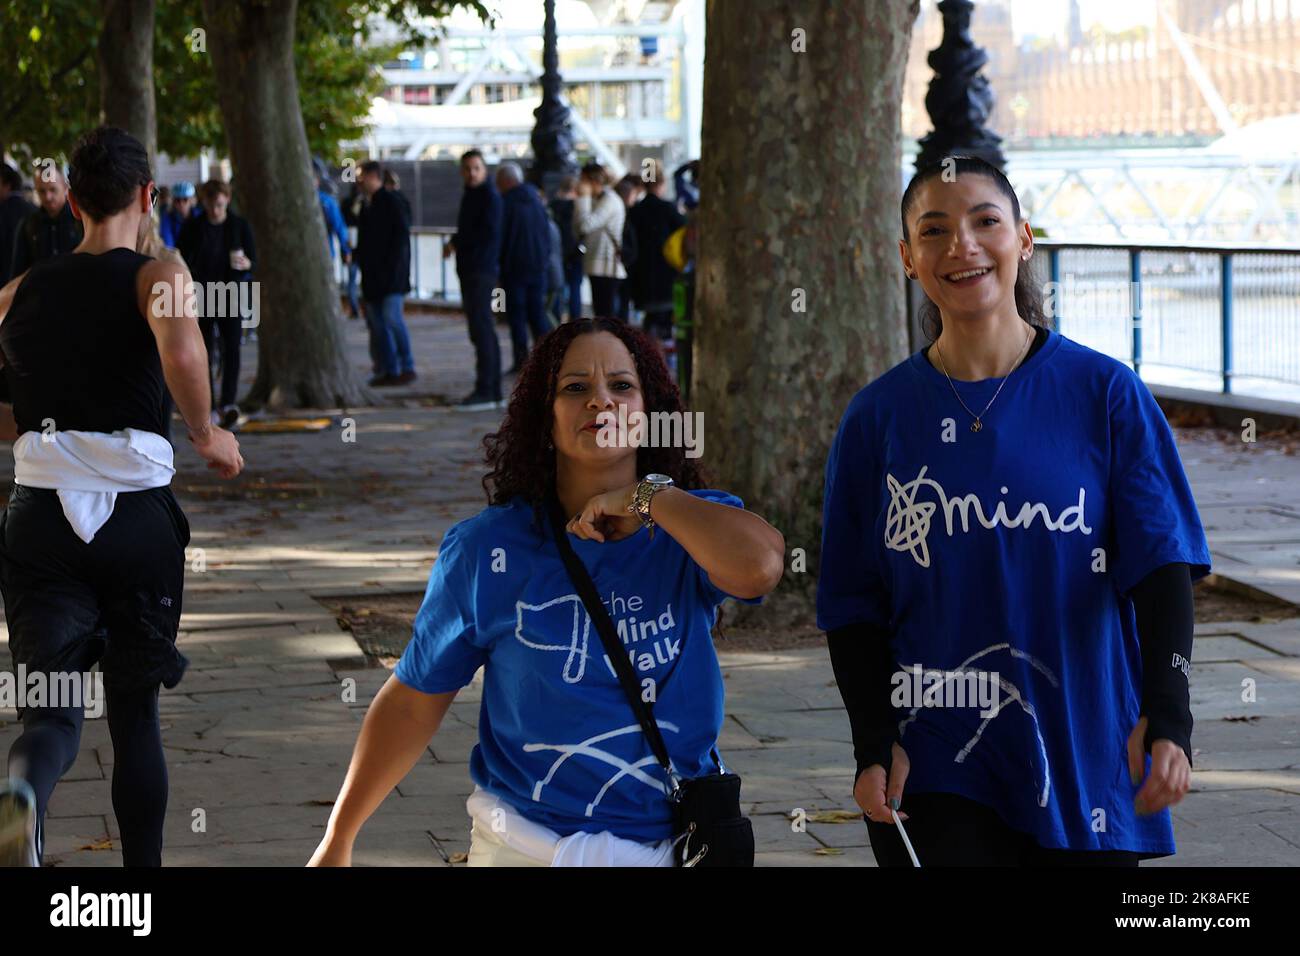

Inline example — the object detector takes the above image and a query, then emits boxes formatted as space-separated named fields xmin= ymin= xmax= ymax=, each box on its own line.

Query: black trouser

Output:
xmin=864 ymin=792 xmax=1141 ymax=867
xmin=616 ymin=278 xmax=632 ymax=321
xmin=588 ymin=275 xmax=620 ymax=318
xmin=0 ymin=483 xmax=189 ymax=866
xmin=460 ymin=271 xmax=502 ymax=400
xmin=502 ymin=277 xmax=551 ymax=370
xmin=199 ymin=314 xmax=242 ymax=409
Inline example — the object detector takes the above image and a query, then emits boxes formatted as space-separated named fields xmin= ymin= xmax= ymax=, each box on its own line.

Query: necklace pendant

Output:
xmin=971 ymin=419 xmax=983 ymax=433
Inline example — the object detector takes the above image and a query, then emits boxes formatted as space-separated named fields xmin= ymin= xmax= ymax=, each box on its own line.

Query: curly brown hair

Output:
xmin=482 ymin=318 xmax=706 ymax=509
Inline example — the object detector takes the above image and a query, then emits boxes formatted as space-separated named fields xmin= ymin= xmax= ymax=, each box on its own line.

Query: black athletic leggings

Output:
xmin=9 ymin=671 xmax=168 ymax=867
xmin=1 ymin=483 xmax=188 ymax=867
xmin=865 ymin=792 xmax=1140 ymax=867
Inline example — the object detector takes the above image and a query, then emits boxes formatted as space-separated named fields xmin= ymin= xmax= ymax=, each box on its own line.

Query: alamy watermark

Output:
xmin=150 ymin=276 xmax=260 ymax=328
xmin=595 ymin=407 xmax=704 ymax=459
xmin=0 ymin=666 xmax=104 ymax=718
xmin=891 ymin=663 xmax=1001 ymax=718
xmin=1043 ymin=274 xmax=1141 ymax=322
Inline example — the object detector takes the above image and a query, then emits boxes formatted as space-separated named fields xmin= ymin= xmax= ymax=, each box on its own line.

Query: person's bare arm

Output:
xmin=569 ymin=486 xmax=785 ymax=599
xmin=0 ymin=270 xmax=29 ymax=324
xmin=0 ymin=272 xmax=31 ymax=441
xmin=648 ymin=488 xmax=786 ymax=598
xmin=308 ymin=676 xmax=458 ymax=866
xmin=136 ymin=259 xmax=242 ymax=477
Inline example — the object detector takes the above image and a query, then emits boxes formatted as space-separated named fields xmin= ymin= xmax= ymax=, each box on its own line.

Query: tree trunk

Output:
xmin=99 ymin=0 xmax=157 ymax=168
xmin=694 ymin=0 xmax=918 ymax=610
xmin=199 ymin=0 xmax=373 ymax=410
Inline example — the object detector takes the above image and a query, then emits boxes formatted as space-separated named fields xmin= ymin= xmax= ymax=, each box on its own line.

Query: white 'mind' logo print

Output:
xmin=899 ymin=643 xmax=1061 ymax=808
xmin=885 ymin=466 xmax=1092 ymax=568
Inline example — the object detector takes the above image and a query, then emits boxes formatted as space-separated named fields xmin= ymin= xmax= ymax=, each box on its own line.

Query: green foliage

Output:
xmin=0 ymin=0 xmax=492 ymax=169
xmin=0 ymin=0 xmax=101 ymax=167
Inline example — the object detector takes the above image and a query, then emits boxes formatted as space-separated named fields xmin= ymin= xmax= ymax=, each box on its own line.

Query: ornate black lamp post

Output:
xmin=915 ymin=0 xmax=1006 ymax=171
xmin=528 ymin=0 xmax=578 ymax=196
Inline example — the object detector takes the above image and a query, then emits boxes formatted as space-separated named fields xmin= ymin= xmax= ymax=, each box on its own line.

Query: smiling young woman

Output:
xmin=309 ymin=318 xmax=784 ymax=867
xmin=817 ymin=156 xmax=1212 ymax=867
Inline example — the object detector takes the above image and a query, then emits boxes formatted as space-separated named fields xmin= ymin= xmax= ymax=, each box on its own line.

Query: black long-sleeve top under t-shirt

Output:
xmin=828 ymin=562 xmax=1196 ymax=782
xmin=829 ymin=326 xmax=1196 ymax=781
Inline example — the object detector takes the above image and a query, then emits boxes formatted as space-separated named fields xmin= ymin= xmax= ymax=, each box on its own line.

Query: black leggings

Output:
xmin=0 ymin=483 xmax=189 ymax=867
xmin=9 ymin=680 xmax=168 ymax=867
xmin=865 ymin=792 xmax=1141 ymax=867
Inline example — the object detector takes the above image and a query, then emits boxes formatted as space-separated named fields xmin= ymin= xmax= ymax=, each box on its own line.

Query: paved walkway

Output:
xmin=1 ymin=311 xmax=1297 ymax=866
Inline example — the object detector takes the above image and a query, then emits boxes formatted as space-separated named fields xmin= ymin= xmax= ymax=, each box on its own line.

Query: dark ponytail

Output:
xmin=901 ymin=155 xmax=1047 ymax=341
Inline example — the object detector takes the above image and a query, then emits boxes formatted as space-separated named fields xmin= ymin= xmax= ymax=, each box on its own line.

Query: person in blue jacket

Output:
xmin=496 ymin=162 xmax=552 ymax=375
xmin=314 ymin=166 xmax=351 ymax=271
xmin=159 ymin=181 xmax=197 ymax=249
xmin=819 ymin=155 xmax=1211 ymax=867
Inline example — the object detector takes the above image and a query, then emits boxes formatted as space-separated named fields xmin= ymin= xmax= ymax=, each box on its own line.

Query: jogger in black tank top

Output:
xmin=0 ymin=127 xmax=244 ymax=867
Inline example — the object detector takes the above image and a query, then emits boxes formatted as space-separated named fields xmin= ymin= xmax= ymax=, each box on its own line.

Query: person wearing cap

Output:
xmin=160 ymin=181 xmax=198 ymax=250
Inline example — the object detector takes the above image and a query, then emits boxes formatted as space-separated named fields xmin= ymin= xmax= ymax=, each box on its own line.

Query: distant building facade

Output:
xmin=905 ymin=0 xmax=1300 ymax=147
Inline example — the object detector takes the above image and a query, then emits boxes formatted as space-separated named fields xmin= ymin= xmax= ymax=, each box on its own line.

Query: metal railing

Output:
xmin=332 ymin=226 xmax=463 ymax=306
xmin=1034 ymin=240 xmax=1300 ymax=402
xmin=340 ymin=232 xmax=1300 ymax=404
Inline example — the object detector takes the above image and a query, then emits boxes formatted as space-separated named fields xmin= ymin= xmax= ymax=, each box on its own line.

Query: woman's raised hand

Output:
xmin=566 ymin=484 xmax=641 ymax=543
xmin=854 ymin=742 xmax=911 ymax=824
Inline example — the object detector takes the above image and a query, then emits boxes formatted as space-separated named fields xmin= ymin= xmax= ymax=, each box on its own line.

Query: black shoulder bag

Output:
xmin=545 ymin=494 xmax=755 ymax=867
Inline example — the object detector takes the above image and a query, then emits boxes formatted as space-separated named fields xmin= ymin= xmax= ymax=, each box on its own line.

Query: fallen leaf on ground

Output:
xmin=807 ymin=810 xmax=865 ymax=824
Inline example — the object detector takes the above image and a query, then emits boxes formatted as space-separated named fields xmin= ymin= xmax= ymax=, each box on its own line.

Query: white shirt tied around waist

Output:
xmin=12 ymin=428 xmax=175 ymax=544
xmin=466 ymin=787 xmax=674 ymax=867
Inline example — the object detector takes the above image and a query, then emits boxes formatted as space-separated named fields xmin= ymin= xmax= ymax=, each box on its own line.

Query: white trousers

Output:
xmin=464 ymin=788 xmax=674 ymax=867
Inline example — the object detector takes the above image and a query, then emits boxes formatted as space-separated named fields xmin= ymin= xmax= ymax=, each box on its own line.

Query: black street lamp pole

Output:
xmin=916 ymin=0 xmax=1006 ymax=171
xmin=528 ymin=0 xmax=578 ymax=196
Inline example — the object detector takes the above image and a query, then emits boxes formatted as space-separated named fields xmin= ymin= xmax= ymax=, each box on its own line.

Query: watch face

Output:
xmin=645 ymin=473 xmax=673 ymax=486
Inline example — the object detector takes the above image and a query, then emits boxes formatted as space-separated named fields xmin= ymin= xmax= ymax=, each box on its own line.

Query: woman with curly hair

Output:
xmin=310 ymin=318 xmax=784 ymax=867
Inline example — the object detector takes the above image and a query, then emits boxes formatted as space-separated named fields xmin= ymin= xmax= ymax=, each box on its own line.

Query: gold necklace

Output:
xmin=934 ymin=325 xmax=1034 ymax=433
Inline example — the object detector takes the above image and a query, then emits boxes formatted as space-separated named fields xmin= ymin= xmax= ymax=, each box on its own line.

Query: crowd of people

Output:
xmin=0 ymin=146 xmax=701 ymax=418
xmin=442 ymin=150 xmax=698 ymax=410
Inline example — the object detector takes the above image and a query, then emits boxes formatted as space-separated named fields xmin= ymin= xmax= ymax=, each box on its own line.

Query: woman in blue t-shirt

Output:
xmin=818 ymin=156 xmax=1211 ymax=866
xmin=309 ymin=318 xmax=784 ymax=867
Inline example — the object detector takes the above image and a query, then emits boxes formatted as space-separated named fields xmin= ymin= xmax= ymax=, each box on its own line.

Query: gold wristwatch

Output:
xmin=629 ymin=474 xmax=673 ymax=538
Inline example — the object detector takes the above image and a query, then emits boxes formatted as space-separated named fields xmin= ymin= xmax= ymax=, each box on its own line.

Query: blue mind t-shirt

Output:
xmin=816 ymin=330 xmax=1211 ymax=854
xmin=395 ymin=488 xmax=756 ymax=842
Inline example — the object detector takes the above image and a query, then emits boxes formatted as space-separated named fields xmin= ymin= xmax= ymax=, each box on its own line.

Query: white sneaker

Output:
xmin=0 ymin=778 xmax=39 ymax=867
